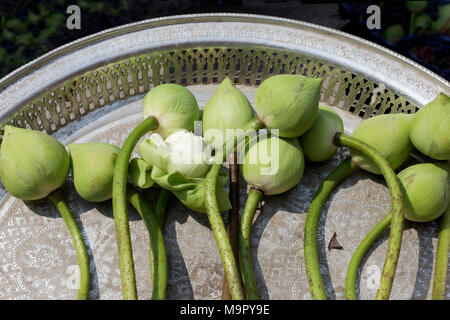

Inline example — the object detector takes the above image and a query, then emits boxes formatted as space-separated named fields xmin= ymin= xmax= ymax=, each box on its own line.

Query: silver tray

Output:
xmin=0 ymin=14 xmax=449 ymax=300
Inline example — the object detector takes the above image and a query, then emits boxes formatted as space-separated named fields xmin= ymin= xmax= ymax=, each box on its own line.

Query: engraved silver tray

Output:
xmin=0 ymin=14 xmax=449 ymax=300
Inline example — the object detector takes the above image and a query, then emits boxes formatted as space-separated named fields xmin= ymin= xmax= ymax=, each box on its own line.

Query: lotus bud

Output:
xmin=0 ymin=125 xmax=70 ymax=200
xmin=398 ymin=163 xmax=450 ymax=222
xmin=384 ymin=24 xmax=405 ymax=43
xmin=255 ymin=74 xmax=323 ymax=138
xmin=128 ymin=158 xmax=154 ymax=189
xmin=350 ymin=113 xmax=414 ymax=174
xmin=406 ymin=1 xmax=428 ymax=13
xmin=241 ymin=134 xmax=305 ymax=195
xmin=409 ymin=93 xmax=450 ymax=160
xmin=142 ymin=84 xmax=200 ymax=139
xmin=138 ymin=130 xmax=213 ymax=179
xmin=202 ymin=77 xmax=255 ymax=150
xmin=68 ymin=143 xmax=119 ymax=202
xmin=299 ymin=106 xmax=343 ymax=162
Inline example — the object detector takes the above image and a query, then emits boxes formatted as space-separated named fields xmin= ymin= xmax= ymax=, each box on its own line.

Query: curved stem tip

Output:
xmin=336 ymin=133 xmax=405 ymax=300
xmin=49 ymin=190 xmax=90 ymax=300
xmin=239 ymin=187 xmax=263 ymax=300
xmin=304 ymin=156 xmax=358 ymax=300
xmin=127 ymin=185 xmax=167 ymax=300
xmin=345 ymin=212 xmax=392 ymax=300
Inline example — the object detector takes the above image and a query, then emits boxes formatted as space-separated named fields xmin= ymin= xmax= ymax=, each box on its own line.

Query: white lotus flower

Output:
xmin=138 ymin=129 xmax=213 ymax=178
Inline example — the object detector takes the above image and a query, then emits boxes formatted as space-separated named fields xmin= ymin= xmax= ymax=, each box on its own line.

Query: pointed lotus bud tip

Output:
xmin=350 ymin=113 xmax=414 ymax=174
xmin=255 ymin=74 xmax=323 ymax=138
xmin=0 ymin=125 xmax=70 ymax=200
xmin=142 ymin=84 xmax=200 ymax=139
xmin=410 ymin=93 xmax=450 ymax=160
xmin=221 ymin=77 xmax=233 ymax=87
xmin=202 ymin=77 xmax=255 ymax=150
xmin=68 ymin=142 xmax=120 ymax=202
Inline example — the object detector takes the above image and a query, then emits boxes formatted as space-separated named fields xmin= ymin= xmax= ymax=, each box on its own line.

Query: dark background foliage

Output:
xmin=0 ymin=1 xmax=449 ymax=80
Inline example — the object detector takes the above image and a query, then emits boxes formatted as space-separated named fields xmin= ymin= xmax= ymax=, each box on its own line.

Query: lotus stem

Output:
xmin=49 ymin=190 xmax=90 ymax=300
xmin=345 ymin=212 xmax=392 ymax=300
xmin=239 ymin=187 xmax=263 ymax=300
xmin=155 ymin=188 xmax=170 ymax=227
xmin=205 ymin=117 xmax=263 ymax=300
xmin=304 ymin=157 xmax=359 ymax=299
xmin=205 ymin=164 xmax=244 ymax=300
xmin=127 ymin=185 xmax=167 ymax=300
xmin=336 ymin=133 xmax=405 ymax=300
xmin=432 ymin=205 xmax=450 ymax=300
xmin=112 ymin=116 xmax=159 ymax=300
xmin=222 ymin=151 xmax=241 ymax=300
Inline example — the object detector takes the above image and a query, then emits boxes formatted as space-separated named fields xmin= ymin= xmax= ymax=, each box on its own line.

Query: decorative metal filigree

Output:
xmin=0 ymin=46 xmax=418 ymax=137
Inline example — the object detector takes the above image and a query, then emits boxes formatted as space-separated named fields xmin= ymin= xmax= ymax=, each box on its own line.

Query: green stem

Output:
xmin=238 ymin=188 xmax=263 ymax=300
xmin=49 ymin=190 xmax=90 ymax=300
xmin=345 ymin=212 xmax=392 ymax=300
xmin=222 ymin=151 xmax=241 ymax=300
xmin=205 ymin=117 xmax=263 ymax=300
xmin=112 ymin=116 xmax=159 ymax=300
xmin=432 ymin=205 xmax=450 ymax=300
xmin=206 ymin=163 xmax=245 ymax=300
xmin=336 ymin=133 xmax=405 ymax=300
xmin=127 ymin=185 xmax=167 ymax=300
xmin=155 ymin=188 xmax=170 ymax=227
xmin=304 ymin=157 xmax=359 ymax=300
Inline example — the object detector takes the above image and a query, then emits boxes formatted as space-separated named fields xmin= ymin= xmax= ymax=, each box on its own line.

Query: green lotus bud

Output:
xmin=432 ymin=4 xmax=450 ymax=33
xmin=142 ymin=84 xmax=200 ymax=139
xmin=410 ymin=93 xmax=450 ymax=160
xmin=255 ymin=75 xmax=323 ymax=138
xmin=350 ymin=113 xmax=414 ymax=174
xmin=128 ymin=158 xmax=154 ymax=189
xmin=398 ymin=163 xmax=450 ymax=222
xmin=202 ymin=77 xmax=255 ymax=150
xmin=0 ymin=126 xmax=70 ymax=200
xmin=241 ymin=134 xmax=305 ymax=195
xmin=68 ymin=143 xmax=120 ymax=202
xmin=299 ymin=106 xmax=343 ymax=162
xmin=406 ymin=1 xmax=428 ymax=13
xmin=138 ymin=130 xmax=213 ymax=178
